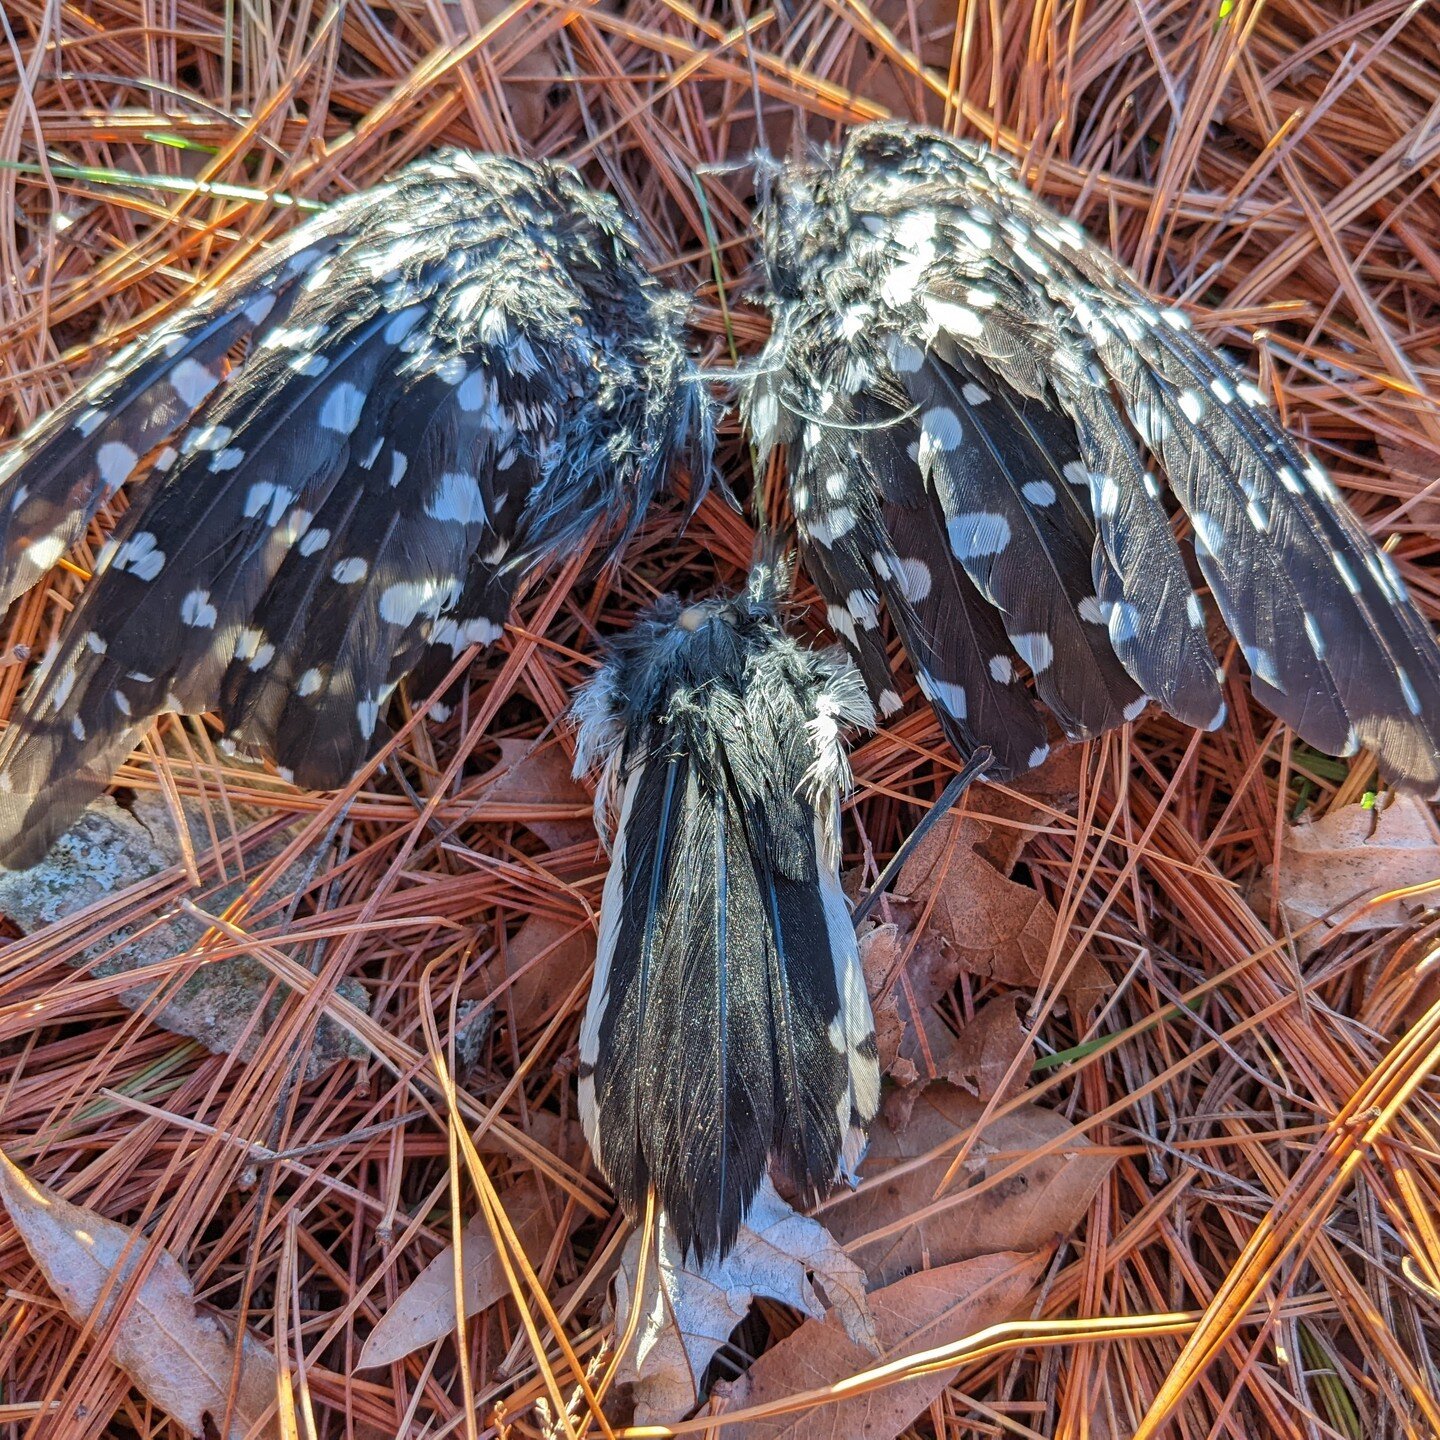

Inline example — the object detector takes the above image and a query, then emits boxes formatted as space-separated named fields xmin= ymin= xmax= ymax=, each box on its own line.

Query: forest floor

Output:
xmin=2 ymin=1 xmax=1440 ymax=1437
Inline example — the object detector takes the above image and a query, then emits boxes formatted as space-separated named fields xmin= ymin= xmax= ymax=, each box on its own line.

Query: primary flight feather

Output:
xmin=0 ymin=151 xmax=713 ymax=868
xmin=747 ymin=121 xmax=1440 ymax=789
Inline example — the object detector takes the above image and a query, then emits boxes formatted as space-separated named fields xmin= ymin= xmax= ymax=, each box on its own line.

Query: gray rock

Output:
xmin=0 ymin=795 xmax=368 ymax=1079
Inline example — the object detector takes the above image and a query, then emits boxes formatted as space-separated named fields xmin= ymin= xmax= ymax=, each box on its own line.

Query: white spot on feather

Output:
xmin=807 ymin=508 xmax=856 ymax=547
xmin=24 ymin=535 xmax=64 ymax=570
xmin=947 ymin=511 xmax=1011 ymax=559
xmin=378 ymin=579 xmax=452 ymax=626
xmin=1191 ymin=512 xmax=1223 ymax=555
xmin=891 ymin=557 xmax=931 ymax=603
xmin=97 ymin=441 xmax=138 ymax=489
xmin=426 ymin=472 xmax=486 ymax=525
xmin=1242 ymin=644 xmax=1281 ymax=689
xmin=168 ymin=358 xmax=215 ymax=407
xmin=1398 ymin=666 xmax=1422 ymax=716
xmin=1333 ymin=553 xmax=1361 ymax=594
xmin=181 ymin=588 xmax=218 ymax=628
xmin=1011 ymin=633 xmax=1054 ymax=672
xmin=1108 ymin=602 xmax=1139 ymax=644
xmin=431 ymin=615 xmax=503 ymax=651
xmin=114 ymin=532 xmax=164 ymax=580
xmin=826 ymin=604 xmax=857 ymax=644
xmin=319 ymin=382 xmax=365 ymax=435
xmin=922 ymin=298 xmax=983 ymax=340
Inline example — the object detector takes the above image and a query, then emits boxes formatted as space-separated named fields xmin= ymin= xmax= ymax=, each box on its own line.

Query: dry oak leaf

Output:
xmin=614 ymin=1178 xmax=876 ymax=1425
xmin=857 ymin=922 xmax=907 ymax=1075
xmin=0 ymin=1149 xmax=278 ymax=1439
xmin=896 ymin=812 xmax=1106 ymax=1017
xmin=361 ymin=1178 xmax=567 ymax=1368
xmin=712 ymin=1248 xmax=1048 ymax=1440
xmin=968 ymin=744 xmax=1086 ymax=875
xmin=928 ymin=994 xmax=1032 ymax=1104
xmin=489 ymin=906 xmax=596 ymax=1031
xmin=822 ymin=1084 xmax=1115 ymax=1288
xmin=1266 ymin=792 xmax=1440 ymax=955
xmin=472 ymin=737 xmax=594 ymax=850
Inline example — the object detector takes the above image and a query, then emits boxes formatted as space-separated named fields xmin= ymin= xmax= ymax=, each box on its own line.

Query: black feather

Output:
xmin=0 ymin=150 xmax=714 ymax=867
xmin=572 ymin=558 xmax=878 ymax=1263
xmin=750 ymin=121 xmax=1440 ymax=790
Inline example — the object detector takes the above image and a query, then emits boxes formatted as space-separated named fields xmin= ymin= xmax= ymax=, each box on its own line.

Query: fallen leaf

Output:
xmin=896 ymin=813 xmax=1106 ymax=1016
xmin=361 ymin=1178 xmax=567 ymax=1369
xmin=930 ymin=995 xmax=1032 ymax=1104
xmin=491 ymin=908 xmax=595 ymax=1030
xmin=823 ymin=1084 xmax=1115 ymax=1287
xmin=857 ymin=923 xmax=905 ymax=1073
xmin=614 ymin=1178 xmax=876 ymax=1424
xmin=473 ymin=738 xmax=595 ymax=849
xmin=1378 ymin=440 xmax=1440 ymax=529
xmin=0 ymin=1149 xmax=277 ymax=1438
xmin=445 ymin=0 xmax=561 ymax=142
xmin=0 ymin=794 xmax=367 ymax=1078
xmin=713 ymin=1249 xmax=1048 ymax=1440
xmin=1266 ymin=793 xmax=1440 ymax=956
xmin=969 ymin=744 xmax=1085 ymax=875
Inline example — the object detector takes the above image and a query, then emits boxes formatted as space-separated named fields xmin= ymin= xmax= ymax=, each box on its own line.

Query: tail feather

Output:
xmin=573 ymin=571 xmax=877 ymax=1262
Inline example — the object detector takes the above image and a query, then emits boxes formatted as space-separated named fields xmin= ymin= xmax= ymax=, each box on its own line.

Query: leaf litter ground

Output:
xmin=2 ymin=1 xmax=1440 ymax=1437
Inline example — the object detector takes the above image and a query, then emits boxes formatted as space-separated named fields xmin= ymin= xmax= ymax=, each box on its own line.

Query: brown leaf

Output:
xmin=896 ymin=813 xmax=1106 ymax=1016
xmin=473 ymin=738 xmax=594 ymax=849
xmin=969 ymin=744 xmax=1086 ymax=875
xmin=0 ymin=1149 xmax=278 ymax=1438
xmin=446 ymin=0 xmax=562 ymax=143
xmin=493 ymin=908 xmax=595 ymax=1029
xmin=360 ymin=1178 xmax=564 ymax=1369
xmin=713 ymin=1249 xmax=1048 ymax=1440
xmin=857 ymin=923 xmax=905 ymax=1073
xmin=823 ymin=1085 xmax=1115 ymax=1287
xmin=933 ymin=995 xmax=1032 ymax=1104
xmin=1265 ymin=793 xmax=1440 ymax=956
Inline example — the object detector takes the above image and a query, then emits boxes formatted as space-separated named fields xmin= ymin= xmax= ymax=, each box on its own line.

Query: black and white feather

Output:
xmin=571 ymin=557 xmax=878 ymax=1263
xmin=746 ymin=121 xmax=1440 ymax=790
xmin=0 ymin=150 xmax=713 ymax=869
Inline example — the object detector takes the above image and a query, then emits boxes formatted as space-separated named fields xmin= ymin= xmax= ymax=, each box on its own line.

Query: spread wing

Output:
xmin=751 ymin=121 xmax=1440 ymax=791
xmin=0 ymin=151 xmax=711 ymax=868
